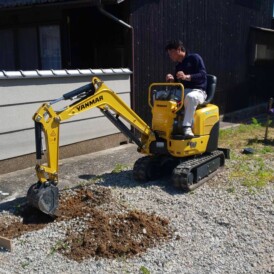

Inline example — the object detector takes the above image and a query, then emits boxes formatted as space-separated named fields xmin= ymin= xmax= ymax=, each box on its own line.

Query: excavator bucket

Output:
xmin=27 ymin=182 xmax=59 ymax=217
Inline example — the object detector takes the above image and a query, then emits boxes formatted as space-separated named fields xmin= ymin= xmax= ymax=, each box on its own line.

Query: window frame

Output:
xmin=0 ymin=24 xmax=62 ymax=71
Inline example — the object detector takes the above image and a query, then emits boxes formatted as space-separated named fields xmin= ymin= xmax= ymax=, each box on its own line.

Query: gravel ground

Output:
xmin=0 ymin=161 xmax=273 ymax=274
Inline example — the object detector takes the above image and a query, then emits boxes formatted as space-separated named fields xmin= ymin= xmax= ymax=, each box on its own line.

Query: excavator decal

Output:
xmin=76 ymin=95 xmax=104 ymax=111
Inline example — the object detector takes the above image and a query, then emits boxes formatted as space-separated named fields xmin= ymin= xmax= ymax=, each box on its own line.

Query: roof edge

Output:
xmin=0 ymin=68 xmax=132 ymax=79
xmin=250 ymin=25 xmax=274 ymax=33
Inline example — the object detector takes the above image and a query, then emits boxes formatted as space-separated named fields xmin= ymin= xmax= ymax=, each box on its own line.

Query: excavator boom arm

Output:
xmin=58 ymin=79 xmax=151 ymax=136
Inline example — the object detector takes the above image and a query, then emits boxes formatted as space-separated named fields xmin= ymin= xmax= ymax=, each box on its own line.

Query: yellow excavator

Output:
xmin=27 ymin=76 xmax=229 ymax=216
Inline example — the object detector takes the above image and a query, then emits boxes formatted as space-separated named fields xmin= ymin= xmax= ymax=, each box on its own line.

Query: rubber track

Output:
xmin=172 ymin=150 xmax=225 ymax=191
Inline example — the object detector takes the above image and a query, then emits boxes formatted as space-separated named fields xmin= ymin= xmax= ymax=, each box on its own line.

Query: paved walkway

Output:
xmin=0 ymin=143 xmax=141 ymax=208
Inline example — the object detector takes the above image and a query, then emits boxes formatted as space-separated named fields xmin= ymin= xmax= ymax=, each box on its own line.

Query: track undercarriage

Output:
xmin=133 ymin=149 xmax=228 ymax=191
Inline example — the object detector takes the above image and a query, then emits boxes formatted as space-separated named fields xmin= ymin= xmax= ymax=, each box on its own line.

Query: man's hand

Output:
xmin=176 ymin=71 xmax=191 ymax=81
xmin=166 ymin=74 xmax=174 ymax=82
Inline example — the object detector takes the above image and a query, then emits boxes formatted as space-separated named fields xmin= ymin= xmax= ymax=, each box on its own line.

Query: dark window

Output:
xmin=235 ymin=0 xmax=261 ymax=10
xmin=18 ymin=27 xmax=39 ymax=70
xmin=255 ymin=44 xmax=274 ymax=62
xmin=0 ymin=25 xmax=61 ymax=71
xmin=39 ymin=26 xmax=61 ymax=69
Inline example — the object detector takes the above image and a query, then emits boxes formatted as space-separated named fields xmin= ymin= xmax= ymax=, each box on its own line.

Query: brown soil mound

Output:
xmin=0 ymin=185 xmax=173 ymax=262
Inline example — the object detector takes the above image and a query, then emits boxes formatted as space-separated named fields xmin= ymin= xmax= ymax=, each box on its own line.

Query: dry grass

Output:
xmin=219 ymin=118 xmax=274 ymax=190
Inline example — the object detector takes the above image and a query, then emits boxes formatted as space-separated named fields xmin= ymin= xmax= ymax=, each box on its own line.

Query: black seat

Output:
xmin=200 ymin=74 xmax=217 ymax=106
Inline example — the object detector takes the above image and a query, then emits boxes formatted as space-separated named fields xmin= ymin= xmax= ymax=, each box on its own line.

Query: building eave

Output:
xmin=0 ymin=0 xmax=125 ymax=10
xmin=250 ymin=25 xmax=274 ymax=33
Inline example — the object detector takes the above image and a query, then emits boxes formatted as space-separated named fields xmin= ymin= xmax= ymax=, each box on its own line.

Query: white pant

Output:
xmin=183 ymin=88 xmax=207 ymax=127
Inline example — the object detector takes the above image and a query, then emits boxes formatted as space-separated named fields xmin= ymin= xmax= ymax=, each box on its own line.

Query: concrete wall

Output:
xmin=0 ymin=68 xmax=132 ymax=173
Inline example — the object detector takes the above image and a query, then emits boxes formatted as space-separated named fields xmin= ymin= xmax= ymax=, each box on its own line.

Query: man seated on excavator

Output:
xmin=165 ymin=39 xmax=207 ymax=138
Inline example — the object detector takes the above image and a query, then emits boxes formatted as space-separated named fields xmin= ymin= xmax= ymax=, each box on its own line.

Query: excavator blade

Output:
xmin=27 ymin=182 xmax=59 ymax=217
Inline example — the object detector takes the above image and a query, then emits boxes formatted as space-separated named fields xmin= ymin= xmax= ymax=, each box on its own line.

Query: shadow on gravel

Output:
xmin=247 ymin=138 xmax=274 ymax=146
xmin=0 ymin=197 xmax=27 ymax=213
xmin=78 ymin=174 xmax=98 ymax=180
xmin=79 ymin=170 xmax=188 ymax=196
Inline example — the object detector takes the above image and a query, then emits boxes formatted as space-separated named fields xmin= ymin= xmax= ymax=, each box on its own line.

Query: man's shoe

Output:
xmin=183 ymin=127 xmax=194 ymax=138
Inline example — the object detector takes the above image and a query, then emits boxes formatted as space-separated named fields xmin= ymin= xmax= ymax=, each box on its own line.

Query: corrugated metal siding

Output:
xmin=130 ymin=0 xmax=273 ymax=124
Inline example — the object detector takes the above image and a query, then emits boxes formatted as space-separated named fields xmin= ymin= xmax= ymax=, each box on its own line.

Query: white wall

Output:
xmin=0 ymin=69 xmax=132 ymax=160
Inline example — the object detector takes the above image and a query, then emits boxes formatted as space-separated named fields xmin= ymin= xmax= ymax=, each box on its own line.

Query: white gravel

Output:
xmin=0 ymin=166 xmax=273 ymax=274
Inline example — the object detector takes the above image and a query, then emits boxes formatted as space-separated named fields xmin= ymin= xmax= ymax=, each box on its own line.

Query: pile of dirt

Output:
xmin=0 ymin=185 xmax=173 ymax=262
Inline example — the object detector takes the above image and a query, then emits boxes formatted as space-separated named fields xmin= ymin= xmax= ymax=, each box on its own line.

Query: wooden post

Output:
xmin=0 ymin=236 xmax=12 ymax=251
xmin=264 ymin=98 xmax=273 ymax=143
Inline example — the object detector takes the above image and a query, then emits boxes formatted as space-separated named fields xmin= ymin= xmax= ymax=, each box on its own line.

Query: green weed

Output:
xmin=250 ymin=117 xmax=261 ymax=126
xmin=13 ymin=204 xmax=22 ymax=215
xmin=220 ymin=120 xmax=274 ymax=190
xmin=258 ymin=146 xmax=274 ymax=154
xmin=21 ymin=261 xmax=29 ymax=269
xmin=140 ymin=266 xmax=151 ymax=274
xmin=229 ymin=156 xmax=274 ymax=189
xmin=226 ymin=186 xmax=235 ymax=193
xmin=112 ymin=163 xmax=129 ymax=173
xmin=50 ymin=240 xmax=69 ymax=255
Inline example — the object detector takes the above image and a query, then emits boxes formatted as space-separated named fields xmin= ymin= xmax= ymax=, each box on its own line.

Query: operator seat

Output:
xmin=200 ymin=74 xmax=217 ymax=106
xmin=171 ymin=74 xmax=217 ymax=139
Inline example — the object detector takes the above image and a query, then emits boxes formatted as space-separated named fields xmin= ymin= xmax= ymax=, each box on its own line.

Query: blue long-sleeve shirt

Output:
xmin=175 ymin=52 xmax=207 ymax=91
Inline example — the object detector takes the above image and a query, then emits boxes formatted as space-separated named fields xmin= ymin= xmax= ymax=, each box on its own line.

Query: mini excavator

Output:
xmin=27 ymin=75 xmax=229 ymax=216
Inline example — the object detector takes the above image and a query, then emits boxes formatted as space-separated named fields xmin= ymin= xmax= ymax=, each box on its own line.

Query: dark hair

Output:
xmin=165 ymin=40 xmax=186 ymax=52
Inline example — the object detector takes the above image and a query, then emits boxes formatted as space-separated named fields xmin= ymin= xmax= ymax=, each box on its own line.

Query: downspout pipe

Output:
xmin=98 ymin=5 xmax=136 ymax=139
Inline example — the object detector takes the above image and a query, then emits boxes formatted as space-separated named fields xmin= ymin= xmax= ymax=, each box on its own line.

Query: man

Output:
xmin=165 ymin=40 xmax=207 ymax=138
